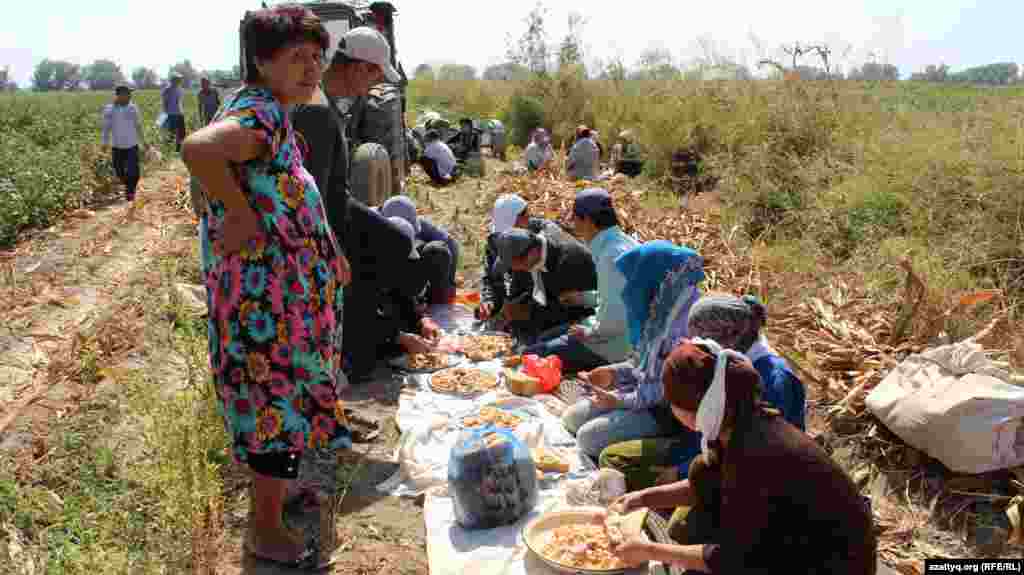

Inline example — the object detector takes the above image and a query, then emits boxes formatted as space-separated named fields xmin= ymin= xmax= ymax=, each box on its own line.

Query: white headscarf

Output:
xmin=689 ymin=337 xmax=748 ymax=455
xmin=491 ymin=194 xmax=527 ymax=235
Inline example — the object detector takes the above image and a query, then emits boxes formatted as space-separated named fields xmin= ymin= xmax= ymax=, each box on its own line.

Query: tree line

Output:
xmin=17 ymin=58 xmax=242 ymax=92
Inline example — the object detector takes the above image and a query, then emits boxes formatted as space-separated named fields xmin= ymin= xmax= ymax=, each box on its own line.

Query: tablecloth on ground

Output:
xmin=380 ymin=370 xmax=588 ymax=497
xmin=424 ymin=487 xmax=655 ymax=575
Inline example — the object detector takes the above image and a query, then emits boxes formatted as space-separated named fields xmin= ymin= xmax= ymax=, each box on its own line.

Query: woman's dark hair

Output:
xmin=243 ymin=4 xmax=329 ymax=83
xmin=662 ymin=340 xmax=770 ymax=466
xmin=589 ymin=207 xmax=619 ymax=230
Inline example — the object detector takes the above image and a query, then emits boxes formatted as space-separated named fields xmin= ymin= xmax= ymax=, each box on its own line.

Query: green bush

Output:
xmin=503 ymin=92 xmax=546 ymax=147
xmin=0 ymin=90 xmax=180 ymax=246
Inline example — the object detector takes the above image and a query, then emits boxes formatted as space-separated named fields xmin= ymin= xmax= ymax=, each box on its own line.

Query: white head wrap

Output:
xmin=689 ymin=337 xmax=748 ymax=455
xmin=491 ymin=194 xmax=528 ymax=235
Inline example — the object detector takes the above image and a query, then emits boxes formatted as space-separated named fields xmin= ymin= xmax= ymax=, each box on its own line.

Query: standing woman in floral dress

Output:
xmin=182 ymin=5 xmax=393 ymax=566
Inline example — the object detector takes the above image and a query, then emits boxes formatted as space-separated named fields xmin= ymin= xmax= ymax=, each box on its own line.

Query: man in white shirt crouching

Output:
xmin=420 ymin=129 xmax=459 ymax=186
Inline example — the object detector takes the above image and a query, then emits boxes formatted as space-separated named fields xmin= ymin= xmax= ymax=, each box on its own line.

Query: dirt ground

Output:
xmin=0 ymin=154 xmax=1013 ymax=575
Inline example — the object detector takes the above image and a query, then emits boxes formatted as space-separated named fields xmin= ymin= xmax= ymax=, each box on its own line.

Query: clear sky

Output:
xmin=1 ymin=0 xmax=1020 ymax=86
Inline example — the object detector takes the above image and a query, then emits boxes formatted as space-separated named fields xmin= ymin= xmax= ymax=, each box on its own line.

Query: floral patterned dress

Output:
xmin=199 ymin=86 xmax=350 ymax=466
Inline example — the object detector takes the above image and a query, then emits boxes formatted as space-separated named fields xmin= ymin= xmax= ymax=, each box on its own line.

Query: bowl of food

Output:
xmin=522 ymin=508 xmax=649 ymax=574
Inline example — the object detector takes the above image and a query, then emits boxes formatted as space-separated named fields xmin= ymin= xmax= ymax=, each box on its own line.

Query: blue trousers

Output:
xmin=522 ymin=330 xmax=608 ymax=374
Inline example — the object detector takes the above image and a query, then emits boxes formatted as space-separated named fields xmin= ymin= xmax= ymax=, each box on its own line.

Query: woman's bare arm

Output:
xmin=642 ymin=542 xmax=708 ymax=572
xmin=636 ymin=479 xmax=694 ymax=509
xmin=181 ymin=120 xmax=267 ymax=212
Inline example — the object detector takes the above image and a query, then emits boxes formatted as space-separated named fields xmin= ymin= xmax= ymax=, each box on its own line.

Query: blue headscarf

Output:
xmin=615 ymin=240 xmax=705 ymax=349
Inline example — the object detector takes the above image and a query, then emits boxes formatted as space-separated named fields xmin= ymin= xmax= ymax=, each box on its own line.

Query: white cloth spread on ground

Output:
xmin=424 ymin=488 xmax=654 ymax=575
xmin=375 ymin=305 xmax=658 ymax=574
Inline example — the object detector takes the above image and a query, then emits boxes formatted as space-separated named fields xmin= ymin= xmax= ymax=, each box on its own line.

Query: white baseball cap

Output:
xmin=492 ymin=194 xmax=528 ymax=235
xmin=338 ymin=26 xmax=401 ymax=83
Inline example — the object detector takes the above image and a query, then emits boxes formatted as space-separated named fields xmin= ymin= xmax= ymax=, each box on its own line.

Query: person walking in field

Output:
xmin=197 ymin=76 xmax=221 ymax=126
xmin=161 ymin=74 xmax=186 ymax=152
xmin=101 ymin=84 xmax=145 ymax=202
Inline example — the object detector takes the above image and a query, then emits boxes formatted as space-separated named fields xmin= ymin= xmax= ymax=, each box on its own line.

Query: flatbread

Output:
xmin=429 ymin=367 xmax=499 ymax=396
xmin=460 ymin=405 xmax=523 ymax=430
xmin=407 ymin=352 xmax=452 ymax=371
xmin=461 ymin=334 xmax=514 ymax=362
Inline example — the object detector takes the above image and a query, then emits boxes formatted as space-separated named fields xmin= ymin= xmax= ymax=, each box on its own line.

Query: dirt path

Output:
xmin=0 ymin=165 xmax=197 ymax=453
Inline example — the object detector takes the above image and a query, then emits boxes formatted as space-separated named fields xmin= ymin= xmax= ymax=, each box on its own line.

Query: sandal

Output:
xmin=244 ymin=541 xmax=337 ymax=571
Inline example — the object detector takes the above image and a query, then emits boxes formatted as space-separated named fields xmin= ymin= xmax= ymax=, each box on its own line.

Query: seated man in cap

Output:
xmin=451 ymin=117 xmax=481 ymax=162
xmin=367 ymin=217 xmax=443 ymax=362
xmin=522 ymin=188 xmax=638 ymax=372
xmin=478 ymin=194 xmax=568 ymax=323
xmin=380 ymin=195 xmax=461 ymax=304
xmin=491 ymin=226 xmax=598 ymax=342
xmin=420 ymin=129 xmax=459 ymax=185
xmin=567 ymin=126 xmax=599 ymax=181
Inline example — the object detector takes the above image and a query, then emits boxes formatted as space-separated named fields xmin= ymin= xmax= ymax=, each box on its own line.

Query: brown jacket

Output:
xmin=701 ymin=414 xmax=877 ymax=575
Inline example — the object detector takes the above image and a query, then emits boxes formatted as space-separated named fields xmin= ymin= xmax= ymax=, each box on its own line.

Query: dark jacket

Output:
xmin=481 ymin=217 xmax=564 ymax=312
xmin=290 ymin=102 xmax=349 ymax=236
xmin=509 ymin=227 xmax=598 ymax=332
xmin=700 ymin=414 xmax=877 ymax=575
xmin=374 ymin=282 xmax=426 ymax=358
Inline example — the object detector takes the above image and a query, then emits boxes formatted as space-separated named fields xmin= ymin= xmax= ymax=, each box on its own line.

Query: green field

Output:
xmin=0 ymin=90 xmax=196 ymax=245
xmin=3 ymin=79 xmax=1022 ymax=334
xmin=408 ymin=76 xmax=1024 ymax=335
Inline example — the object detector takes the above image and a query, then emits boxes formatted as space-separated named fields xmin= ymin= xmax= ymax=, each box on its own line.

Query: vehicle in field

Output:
xmin=239 ymin=1 xmax=412 ymax=206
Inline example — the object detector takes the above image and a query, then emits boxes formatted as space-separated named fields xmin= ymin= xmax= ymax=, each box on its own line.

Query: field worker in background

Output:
xmin=525 ymin=128 xmax=554 ymax=172
xmin=451 ymin=117 xmax=481 ymax=162
xmin=380 ymin=195 xmax=461 ymax=304
xmin=616 ymin=130 xmax=645 ymax=177
xmin=490 ymin=227 xmax=598 ymax=342
xmin=567 ymin=126 xmax=599 ymax=181
xmin=522 ymin=188 xmax=638 ymax=373
xmin=197 ymin=77 xmax=221 ymax=126
xmin=161 ymin=74 xmax=186 ymax=152
xmin=420 ymin=129 xmax=458 ymax=185
xmin=477 ymin=194 xmax=567 ymax=323
xmin=591 ymin=129 xmax=605 ymax=163
xmin=101 ymin=84 xmax=146 ymax=202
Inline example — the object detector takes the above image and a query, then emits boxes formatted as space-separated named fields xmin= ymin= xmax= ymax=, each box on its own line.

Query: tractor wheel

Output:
xmin=351 ymin=142 xmax=392 ymax=207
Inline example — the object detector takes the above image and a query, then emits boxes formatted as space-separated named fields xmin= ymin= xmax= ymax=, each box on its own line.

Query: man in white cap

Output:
xmin=477 ymin=194 xmax=573 ymax=324
xmin=292 ymin=26 xmax=408 ymax=383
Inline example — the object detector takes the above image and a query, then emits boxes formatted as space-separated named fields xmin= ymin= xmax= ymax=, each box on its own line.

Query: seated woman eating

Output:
xmin=605 ymin=339 xmax=877 ymax=575
xmin=599 ymin=293 xmax=806 ymax=492
xmin=562 ymin=240 xmax=705 ymax=458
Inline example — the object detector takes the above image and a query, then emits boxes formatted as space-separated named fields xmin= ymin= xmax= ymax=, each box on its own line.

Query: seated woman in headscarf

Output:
xmin=562 ymin=240 xmax=705 ymax=458
xmin=599 ymin=293 xmax=806 ymax=492
xmin=605 ymin=340 xmax=876 ymax=575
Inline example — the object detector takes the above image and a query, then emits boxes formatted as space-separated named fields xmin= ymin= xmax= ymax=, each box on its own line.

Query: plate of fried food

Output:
xmin=460 ymin=333 xmax=515 ymax=362
xmin=457 ymin=405 xmax=530 ymax=431
xmin=522 ymin=508 xmax=649 ymax=574
xmin=389 ymin=352 xmax=463 ymax=373
xmin=427 ymin=366 xmax=501 ymax=397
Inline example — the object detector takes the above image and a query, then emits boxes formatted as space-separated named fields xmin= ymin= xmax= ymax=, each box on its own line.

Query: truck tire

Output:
xmin=351 ymin=142 xmax=391 ymax=207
